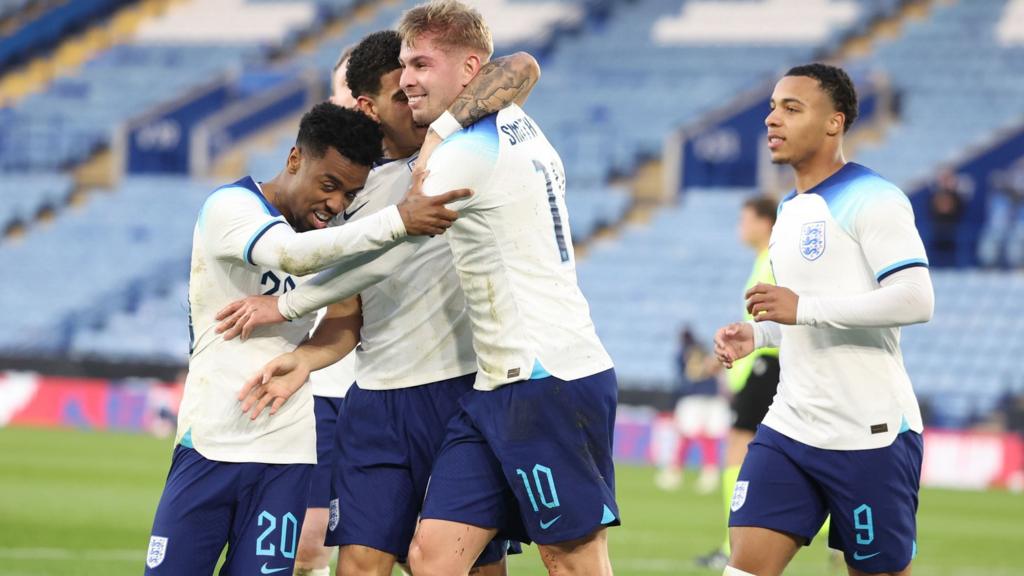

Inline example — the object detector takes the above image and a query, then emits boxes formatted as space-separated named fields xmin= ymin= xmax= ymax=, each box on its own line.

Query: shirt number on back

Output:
xmin=532 ymin=159 xmax=570 ymax=263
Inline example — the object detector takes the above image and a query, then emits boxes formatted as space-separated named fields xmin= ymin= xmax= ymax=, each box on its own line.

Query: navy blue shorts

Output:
xmin=729 ymin=424 xmax=923 ymax=573
xmin=145 ymin=445 xmax=313 ymax=575
xmin=326 ymin=374 xmax=513 ymax=564
xmin=421 ymin=368 xmax=621 ymax=545
xmin=309 ymin=395 xmax=344 ymax=509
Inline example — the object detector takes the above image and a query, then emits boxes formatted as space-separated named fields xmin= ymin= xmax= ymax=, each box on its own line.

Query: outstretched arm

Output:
xmin=247 ymin=187 xmax=472 ymax=276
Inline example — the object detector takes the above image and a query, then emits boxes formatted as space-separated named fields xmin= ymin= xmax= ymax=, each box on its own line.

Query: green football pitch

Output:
xmin=1 ymin=427 xmax=1022 ymax=576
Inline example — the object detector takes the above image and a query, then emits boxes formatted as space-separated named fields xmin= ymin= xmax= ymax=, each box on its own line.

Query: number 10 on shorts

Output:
xmin=515 ymin=464 xmax=561 ymax=512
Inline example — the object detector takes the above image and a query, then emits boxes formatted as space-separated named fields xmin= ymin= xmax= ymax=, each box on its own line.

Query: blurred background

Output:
xmin=0 ymin=0 xmax=1022 ymax=574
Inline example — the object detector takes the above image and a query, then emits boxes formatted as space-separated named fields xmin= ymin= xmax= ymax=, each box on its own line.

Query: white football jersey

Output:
xmin=345 ymin=156 xmax=476 ymax=389
xmin=764 ymin=162 xmax=928 ymax=450
xmin=181 ymin=177 xmax=316 ymax=464
xmin=422 ymin=104 xmax=613 ymax=390
xmin=180 ymin=175 xmax=406 ymax=462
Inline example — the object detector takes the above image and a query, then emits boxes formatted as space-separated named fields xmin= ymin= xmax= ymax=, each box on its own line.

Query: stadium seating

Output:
xmin=0 ymin=43 xmax=262 ymax=172
xmin=0 ymin=0 xmax=132 ymax=73
xmin=853 ymin=0 xmax=1024 ymax=186
xmin=0 ymin=172 xmax=74 ymax=230
xmin=0 ymin=176 xmax=211 ymax=352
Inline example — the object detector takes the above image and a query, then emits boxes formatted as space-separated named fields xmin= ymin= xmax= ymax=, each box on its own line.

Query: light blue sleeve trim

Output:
xmin=875 ymin=258 xmax=929 ymax=283
xmin=529 ymin=360 xmax=551 ymax=380
xmin=244 ymin=219 xmax=286 ymax=266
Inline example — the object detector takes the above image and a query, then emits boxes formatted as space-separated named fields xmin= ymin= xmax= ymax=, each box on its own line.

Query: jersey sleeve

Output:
xmin=854 ymin=189 xmax=929 ymax=284
xmin=198 ymin=187 xmax=286 ymax=266
xmin=422 ymin=127 xmax=498 ymax=212
xmin=277 ymin=237 xmax=427 ymax=320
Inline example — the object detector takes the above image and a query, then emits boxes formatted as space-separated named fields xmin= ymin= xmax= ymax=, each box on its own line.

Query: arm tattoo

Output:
xmin=449 ymin=52 xmax=539 ymax=127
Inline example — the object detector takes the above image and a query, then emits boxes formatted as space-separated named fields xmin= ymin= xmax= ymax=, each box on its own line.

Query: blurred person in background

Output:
xmin=981 ymin=161 xmax=1024 ymax=268
xmin=926 ymin=168 xmax=966 ymax=268
xmin=143 ymin=103 xmax=464 ymax=576
xmin=714 ymin=63 xmax=933 ymax=576
xmin=656 ymin=326 xmax=728 ymax=495
xmin=694 ymin=196 xmax=780 ymax=570
xmin=330 ymin=47 xmax=357 ymax=109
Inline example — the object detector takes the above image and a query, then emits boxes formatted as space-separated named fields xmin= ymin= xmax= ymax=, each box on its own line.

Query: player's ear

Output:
xmin=827 ymin=112 xmax=844 ymax=137
xmin=287 ymin=146 xmax=301 ymax=175
xmin=461 ymin=53 xmax=482 ymax=86
xmin=356 ymin=95 xmax=379 ymax=123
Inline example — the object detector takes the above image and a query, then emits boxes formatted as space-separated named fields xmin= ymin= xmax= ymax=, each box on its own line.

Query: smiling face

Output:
xmin=399 ymin=33 xmax=479 ymax=125
xmin=764 ymin=75 xmax=845 ymax=167
xmin=282 ymin=145 xmax=369 ymax=231
xmin=359 ymin=68 xmax=427 ymax=158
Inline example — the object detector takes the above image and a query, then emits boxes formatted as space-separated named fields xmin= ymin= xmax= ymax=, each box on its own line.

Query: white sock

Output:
xmin=723 ymin=566 xmax=757 ymax=576
xmin=293 ymin=567 xmax=330 ymax=576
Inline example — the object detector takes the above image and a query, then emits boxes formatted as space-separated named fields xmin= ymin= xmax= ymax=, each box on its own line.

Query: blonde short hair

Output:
xmin=398 ymin=0 xmax=493 ymax=60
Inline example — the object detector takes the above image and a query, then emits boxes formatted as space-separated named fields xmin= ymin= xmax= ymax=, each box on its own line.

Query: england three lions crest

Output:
xmin=146 ymin=535 xmax=168 ymax=568
xmin=800 ymin=221 xmax=826 ymax=261
xmin=731 ymin=481 xmax=749 ymax=512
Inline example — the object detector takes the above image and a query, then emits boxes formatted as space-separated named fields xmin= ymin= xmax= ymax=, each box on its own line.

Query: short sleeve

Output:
xmin=854 ymin=190 xmax=929 ymax=283
xmin=422 ymin=121 xmax=499 ymax=212
xmin=198 ymin=187 xmax=286 ymax=266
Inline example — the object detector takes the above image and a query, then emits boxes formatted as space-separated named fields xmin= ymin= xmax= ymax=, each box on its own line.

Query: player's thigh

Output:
xmin=408 ymin=518 xmax=498 ymax=576
xmin=818 ymin=432 xmax=923 ymax=575
xmin=337 ymin=544 xmax=396 ymax=576
xmin=145 ymin=446 xmax=233 ymax=575
xmin=728 ymin=426 xmax=829 ymax=546
xmin=725 ymin=428 xmax=756 ymax=466
xmin=536 ymin=527 xmax=612 ymax=576
xmin=296 ymin=507 xmax=332 ymax=566
xmin=222 ymin=463 xmax=314 ymax=576
xmin=728 ymin=526 xmax=802 ymax=576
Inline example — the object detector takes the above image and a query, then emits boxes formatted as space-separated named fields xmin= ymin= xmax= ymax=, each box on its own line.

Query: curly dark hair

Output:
xmin=346 ymin=30 xmax=402 ymax=99
xmin=785 ymin=63 xmax=859 ymax=133
xmin=295 ymin=102 xmax=382 ymax=166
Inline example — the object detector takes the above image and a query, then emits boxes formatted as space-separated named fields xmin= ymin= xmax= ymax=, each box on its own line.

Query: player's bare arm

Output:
xmin=238 ymin=297 xmax=361 ymax=419
xmin=449 ymin=51 xmax=540 ymax=123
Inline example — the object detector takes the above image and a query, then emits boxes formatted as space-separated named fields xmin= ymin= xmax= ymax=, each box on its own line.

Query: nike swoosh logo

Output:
xmin=342 ymin=202 xmax=367 ymax=221
xmin=852 ymin=551 xmax=880 ymax=561
xmin=261 ymin=563 xmax=289 ymax=574
xmin=539 ymin=515 xmax=562 ymax=530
